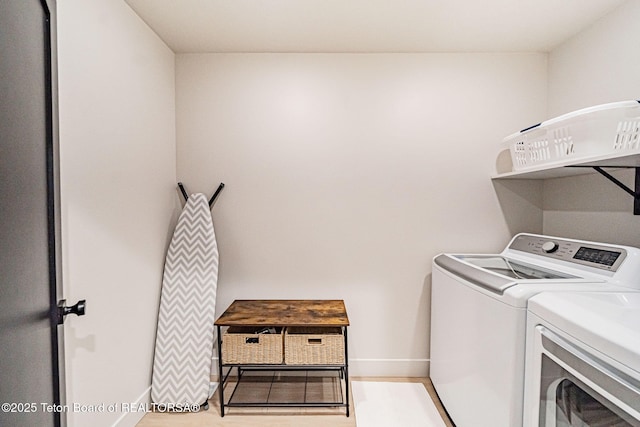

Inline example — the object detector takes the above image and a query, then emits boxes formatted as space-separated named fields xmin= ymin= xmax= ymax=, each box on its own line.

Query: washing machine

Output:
xmin=430 ymin=233 xmax=640 ymax=427
xmin=524 ymin=291 xmax=640 ymax=426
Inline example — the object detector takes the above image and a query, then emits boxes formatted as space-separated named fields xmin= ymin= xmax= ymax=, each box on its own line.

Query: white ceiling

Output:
xmin=125 ymin=0 xmax=626 ymax=53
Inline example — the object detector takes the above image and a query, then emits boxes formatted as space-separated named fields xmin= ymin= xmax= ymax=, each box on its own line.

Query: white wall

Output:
xmin=57 ymin=1 xmax=176 ymax=426
xmin=543 ymin=0 xmax=640 ymax=246
xmin=176 ymin=53 xmax=547 ymax=376
xmin=547 ymin=0 xmax=640 ymax=118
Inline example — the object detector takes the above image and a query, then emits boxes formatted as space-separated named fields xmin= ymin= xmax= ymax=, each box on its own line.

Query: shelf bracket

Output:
xmin=570 ymin=166 xmax=640 ymax=215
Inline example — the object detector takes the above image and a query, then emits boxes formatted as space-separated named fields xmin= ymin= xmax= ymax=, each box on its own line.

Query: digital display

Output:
xmin=573 ymin=247 xmax=621 ymax=267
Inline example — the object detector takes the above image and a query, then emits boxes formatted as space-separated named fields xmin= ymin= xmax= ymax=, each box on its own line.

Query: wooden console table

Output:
xmin=214 ymin=300 xmax=350 ymax=417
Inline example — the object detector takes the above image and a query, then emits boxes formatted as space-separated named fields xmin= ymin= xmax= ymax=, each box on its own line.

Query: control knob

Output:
xmin=542 ymin=241 xmax=559 ymax=253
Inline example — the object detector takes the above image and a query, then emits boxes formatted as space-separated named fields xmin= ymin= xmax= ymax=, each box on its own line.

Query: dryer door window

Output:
xmin=539 ymin=353 xmax=640 ymax=427
xmin=554 ymin=377 xmax=636 ymax=427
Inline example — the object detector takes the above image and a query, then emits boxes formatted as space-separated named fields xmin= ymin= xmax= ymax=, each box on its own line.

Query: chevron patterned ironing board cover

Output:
xmin=151 ymin=193 xmax=218 ymax=407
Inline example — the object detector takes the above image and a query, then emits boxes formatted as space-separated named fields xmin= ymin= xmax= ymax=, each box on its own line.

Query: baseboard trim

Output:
xmin=112 ymin=386 xmax=150 ymax=427
xmin=349 ymin=358 xmax=429 ymax=377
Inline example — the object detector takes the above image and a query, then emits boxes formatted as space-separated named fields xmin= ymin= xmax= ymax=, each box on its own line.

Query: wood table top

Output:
xmin=215 ymin=299 xmax=349 ymax=327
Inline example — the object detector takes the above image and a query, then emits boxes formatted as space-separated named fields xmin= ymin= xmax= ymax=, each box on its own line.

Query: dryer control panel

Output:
xmin=508 ymin=234 xmax=627 ymax=272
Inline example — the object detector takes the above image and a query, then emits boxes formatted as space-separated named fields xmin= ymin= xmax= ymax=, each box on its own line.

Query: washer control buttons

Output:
xmin=542 ymin=241 xmax=559 ymax=253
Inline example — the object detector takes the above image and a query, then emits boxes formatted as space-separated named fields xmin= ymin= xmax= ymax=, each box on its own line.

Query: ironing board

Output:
xmin=151 ymin=193 xmax=218 ymax=408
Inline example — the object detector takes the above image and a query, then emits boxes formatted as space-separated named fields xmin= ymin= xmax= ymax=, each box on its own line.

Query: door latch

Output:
xmin=57 ymin=299 xmax=86 ymax=325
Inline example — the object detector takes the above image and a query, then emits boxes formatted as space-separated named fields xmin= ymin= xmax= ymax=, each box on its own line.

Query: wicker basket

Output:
xmin=284 ymin=327 xmax=344 ymax=365
xmin=222 ymin=326 xmax=284 ymax=364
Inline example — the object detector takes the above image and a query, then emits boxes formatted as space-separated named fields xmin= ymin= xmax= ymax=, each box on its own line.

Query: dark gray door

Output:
xmin=0 ymin=0 xmax=62 ymax=426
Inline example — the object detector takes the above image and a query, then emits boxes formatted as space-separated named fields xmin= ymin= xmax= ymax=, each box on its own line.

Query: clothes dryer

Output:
xmin=524 ymin=291 xmax=640 ymax=426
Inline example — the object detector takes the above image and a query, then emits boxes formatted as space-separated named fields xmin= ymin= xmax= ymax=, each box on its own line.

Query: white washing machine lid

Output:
xmin=433 ymin=233 xmax=640 ymax=307
xmin=528 ymin=291 xmax=640 ymax=373
xmin=434 ymin=253 xmax=600 ymax=295
xmin=456 ymin=255 xmax=577 ymax=280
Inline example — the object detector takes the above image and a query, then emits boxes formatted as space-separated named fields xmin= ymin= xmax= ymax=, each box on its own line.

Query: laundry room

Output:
xmin=2 ymin=0 xmax=640 ymax=426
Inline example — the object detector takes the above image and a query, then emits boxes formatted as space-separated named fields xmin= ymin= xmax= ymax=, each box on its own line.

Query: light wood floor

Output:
xmin=136 ymin=377 xmax=454 ymax=427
